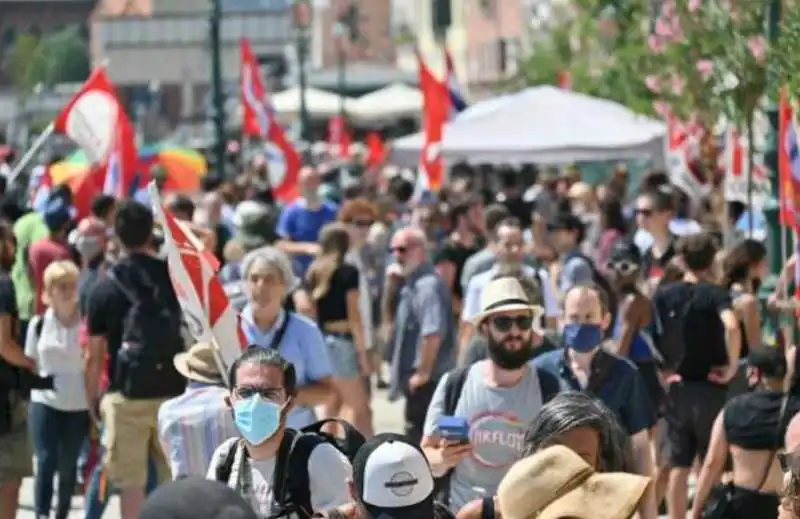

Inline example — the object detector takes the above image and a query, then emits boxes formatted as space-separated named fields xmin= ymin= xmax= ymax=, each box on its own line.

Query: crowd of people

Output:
xmin=1 ymin=153 xmax=800 ymax=519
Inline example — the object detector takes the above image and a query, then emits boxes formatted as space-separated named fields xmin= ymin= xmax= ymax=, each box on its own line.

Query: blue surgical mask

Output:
xmin=562 ymin=323 xmax=604 ymax=353
xmin=233 ymin=395 xmax=282 ymax=446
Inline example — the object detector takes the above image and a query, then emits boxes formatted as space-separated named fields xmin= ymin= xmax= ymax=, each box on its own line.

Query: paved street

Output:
xmin=15 ymin=390 xmax=405 ymax=518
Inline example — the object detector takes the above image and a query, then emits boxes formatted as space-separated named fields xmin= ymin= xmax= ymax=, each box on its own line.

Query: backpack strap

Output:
xmin=434 ymin=366 xmax=472 ymax=506
xmin=105 ymin=266 xmax=138 ymax=304
xmin=536 ymin=367 xmax=561 ymax=403
xmin=271 ymin=429 xmax=326 ymax=519
xmin=481 ymin=496 xmax=496 ymax=519
xmin=443 ymin=366 xmax=470 ymax=416
xmin=214 ymin=438 xmax=242 ymax=484
xmin=268 ymin=313 xmax=292 ymax=351
xmin=32 ymin=314 xmax=44 ymax=342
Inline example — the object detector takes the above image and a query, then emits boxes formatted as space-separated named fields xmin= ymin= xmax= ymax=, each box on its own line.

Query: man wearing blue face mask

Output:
xmin=206 ymin=348 xmax=352 ymax=518
xmin=533 ymin=284 xmax=658 ymax=519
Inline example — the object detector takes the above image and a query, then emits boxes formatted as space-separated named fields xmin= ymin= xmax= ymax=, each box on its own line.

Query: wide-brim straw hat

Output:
xmin=497 ymin=445 xmax=650 ymax=519
xmin=471 ymin=277 xmax=545 ymax=331
xmin=173 ymin=342 xmax=224 ymax=385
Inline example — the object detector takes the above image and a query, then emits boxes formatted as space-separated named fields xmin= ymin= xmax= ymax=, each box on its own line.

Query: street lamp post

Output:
xmin=294 ymin=0 xmax=312 ymax=143
xmin=763 ymin=0 xmax=784 ymax=277
xmin=334 ymin=21 xmax=347 ymax=121
xmin=209 ymin=0 xmax=226 ymax=179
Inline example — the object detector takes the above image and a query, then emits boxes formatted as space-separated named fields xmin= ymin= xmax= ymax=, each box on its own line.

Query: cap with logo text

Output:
xmin=353 ymin=433 xmax=435 ymax=519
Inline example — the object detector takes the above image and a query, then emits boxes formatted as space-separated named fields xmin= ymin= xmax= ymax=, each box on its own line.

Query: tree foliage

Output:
xmin=641 ymin=0 xmax=770 ymax=130
xmin=775 ymin=0 xmax=800 ymax=99
xmin=516 ymin=0 xmax=773 ymax=130
xmin=3 ymin=26 xmax=90 ymax=94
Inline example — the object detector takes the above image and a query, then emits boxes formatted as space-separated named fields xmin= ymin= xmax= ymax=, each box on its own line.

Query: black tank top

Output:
xmin=724 ymin=390 xmax=800 ymax=450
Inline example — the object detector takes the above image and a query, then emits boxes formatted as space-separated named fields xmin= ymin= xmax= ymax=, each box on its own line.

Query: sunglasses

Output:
xmin=635 ymin=208 xmax=654 ymax=217
xmin=490 ymin=315 xmax=534 ymax=333
xmin=606 ymin=260 xmax=639 ymax=275
xmin=352 ymin=220 xmax=374 ymax=228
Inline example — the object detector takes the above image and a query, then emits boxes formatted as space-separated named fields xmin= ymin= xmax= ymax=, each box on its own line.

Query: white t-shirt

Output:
xmin=24 ymin=310 xmax=87 ymax=411
xmin=208 ymin=438 xmax=353 ymax=518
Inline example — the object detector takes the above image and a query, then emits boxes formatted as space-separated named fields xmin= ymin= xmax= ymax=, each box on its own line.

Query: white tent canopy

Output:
xmin=348 ymin=83 xmax=423 ymax=122
xmin=271 ymin=86 xmax=349 ymax=118
xmin=390 ymin=86 xmax=667 ymax=166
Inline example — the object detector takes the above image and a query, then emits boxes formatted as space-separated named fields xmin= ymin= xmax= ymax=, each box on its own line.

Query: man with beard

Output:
xmin=387 ymin=227 xmax=456 ymax=444
xmin=421 ymin=278 xmax=560 ymax=512
xmin=533 ymin=284 xmax=658 ymax=519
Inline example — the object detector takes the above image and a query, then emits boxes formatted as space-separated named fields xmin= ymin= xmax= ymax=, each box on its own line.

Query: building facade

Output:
xmin=314 ymin=0 xmax=394 ymax=68
xmin=90 ymin=0 xmax=294 ymax=123
xmin=396 ymin=0 xmax=532 ymax=95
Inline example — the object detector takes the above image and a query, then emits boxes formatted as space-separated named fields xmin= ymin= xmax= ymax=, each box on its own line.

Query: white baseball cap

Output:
xmin=353 ymin=434 xmax=435 ymax=519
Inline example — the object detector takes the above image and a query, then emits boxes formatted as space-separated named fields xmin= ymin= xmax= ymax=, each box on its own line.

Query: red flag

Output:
xmin=557 ymin=71 xmax=572 ymax=90
xmin=53 ymin=67 xmax=137 ymax=198
xmin=151 ymin=184 xmax=246 ymax=378
xmin=366 ymin=132 xmax=386 ymax=168
xmin=779 ymin=89 xmax=800 ymax=229
xmin=240 ymin=38 xmax=300 ymax=202
xmin=417 ymin=50 xmax=449 ymax=192
xmin=327 ymin=116 xmax=351 ymax=159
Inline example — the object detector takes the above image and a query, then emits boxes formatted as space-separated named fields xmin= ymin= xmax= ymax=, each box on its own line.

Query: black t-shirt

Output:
xmin=79 ymin=262 xmax=104 ymax=317
xmin=315 ymin=263 xmax=360 ymax=327
xmin=642 ymin=235 xmax=678 ymax=281
xmin=86 ymin=254 xmax=180 ymax=390
xmin=653 ymin=281 xmax=732 ymax=381
xmin=0 ymin=273 xmax=22 ymax=397
xmin=0 ymin=274 xmax=19 ymax=340
xmin=434 ymin=240 xmax=480 ymax=300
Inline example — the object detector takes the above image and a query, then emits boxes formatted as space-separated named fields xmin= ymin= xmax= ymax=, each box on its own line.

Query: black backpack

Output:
xmin=106 ymin=263 xmax=185 ymax=400
xmin=652 ymin=284 xmax=697 ymax=372
xmin=215 ymin=418 xmax=365 ymax=519
xmin=565 ymin=252 xmax=618 ymax=336
xmin=433 ymin=364 xmax=561 ymax=505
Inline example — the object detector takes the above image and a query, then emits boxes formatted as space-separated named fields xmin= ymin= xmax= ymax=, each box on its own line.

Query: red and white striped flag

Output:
xmin=149 ymin=182 xmax=246 ymax=383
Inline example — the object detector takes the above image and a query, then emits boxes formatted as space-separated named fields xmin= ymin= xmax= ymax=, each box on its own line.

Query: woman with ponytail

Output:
xmin=306 ymin=223 xmax=373 ymax=436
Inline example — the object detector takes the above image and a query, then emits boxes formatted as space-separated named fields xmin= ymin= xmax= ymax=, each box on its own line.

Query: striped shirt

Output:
xmin=157 ymin=384 xmax=239 ymax=480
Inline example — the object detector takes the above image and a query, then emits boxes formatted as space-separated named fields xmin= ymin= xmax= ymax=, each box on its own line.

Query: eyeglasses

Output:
xmin=490 ymin=315 xmax=533 ymax=333
xmin=234 ymin=385 xmax=285 ymax=401
xmin=606 ymin=260 xmax=639 ymax=275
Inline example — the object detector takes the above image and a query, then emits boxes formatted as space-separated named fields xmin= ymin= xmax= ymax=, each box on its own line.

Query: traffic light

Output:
xmin=432 ymin=0 xmax=451 ymax=37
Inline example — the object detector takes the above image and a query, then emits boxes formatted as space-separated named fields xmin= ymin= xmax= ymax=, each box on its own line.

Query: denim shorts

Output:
xmin=324 ymin=333 xmax=360 ymax=379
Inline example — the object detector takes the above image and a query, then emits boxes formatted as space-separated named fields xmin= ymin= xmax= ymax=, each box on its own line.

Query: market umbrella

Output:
xmin=49 ymin=143 xmax=207 ymax=192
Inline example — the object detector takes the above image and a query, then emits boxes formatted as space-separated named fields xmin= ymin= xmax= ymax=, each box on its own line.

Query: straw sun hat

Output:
xmin=471 ymin=277 xmax=544 ymax=331
xmin=173 ymin=342 xmax=224 ymax=385
xmin=497 ymin=445 xmax=650 ymax=519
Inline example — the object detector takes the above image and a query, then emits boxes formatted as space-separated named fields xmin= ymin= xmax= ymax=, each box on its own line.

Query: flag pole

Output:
xmin=6 ymin=122 xmax=54 ymax=187
xmin=6 ymin=59 xmax=110 ymax=188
